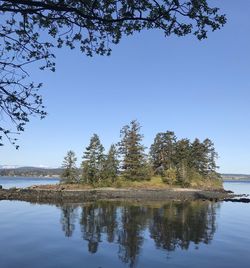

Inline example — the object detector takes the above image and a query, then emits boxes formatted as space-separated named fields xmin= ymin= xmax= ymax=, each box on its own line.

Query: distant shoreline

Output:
xmin=223 ymin=179 xmax=250 ymax=182
xmin=0 ymin=175 xmax=60 ymax=180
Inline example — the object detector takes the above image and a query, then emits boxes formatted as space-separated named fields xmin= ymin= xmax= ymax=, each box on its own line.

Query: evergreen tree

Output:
xmin=189 ymin=138 xmax=217 ymax=177
xmin=103 ymin=144 xmax=119 ymax=182
xmin=203 ymin=138 xmax=218 ymax=174
xmin=150 ymin=131 xmax=177 ymax=173
xmin=118 ymin=120 xmax=149 ymax=181
xmin=190 ymin=138 xmax=206 ymax=175
xmin=149 ymin=133 xmax=164 ymax=173
xmin=81 ymin=160 xmax=91 ymax=183
xmin=81 ymin=134 xmax=105 ymax=184
xmin=174 ymin=139 xmax=191 ymax=184
xmin=61 ymin=150 xmax=78 ymax=184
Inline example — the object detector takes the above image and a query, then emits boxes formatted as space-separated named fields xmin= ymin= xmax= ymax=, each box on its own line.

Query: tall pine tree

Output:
xmin=103 ymin=144 xmax=119 ymax=182
xmin=203 ymin=138 xmax=218 ymax=175
xmin=61 ymin=150 xmax=78 ymax=184
xmin=81 ymin=134 xmax=105 ymax=184
xmin=150 ymin=131 xmax=177 ymax=173
xmin=174 ymin=139 xmax=191 ymax=185
xmin=118 ymin=120 xmax=149 ymax=181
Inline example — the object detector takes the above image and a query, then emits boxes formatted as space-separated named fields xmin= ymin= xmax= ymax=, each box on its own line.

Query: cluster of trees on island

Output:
xmin=62 ymin=120 xmax=220 ymax=187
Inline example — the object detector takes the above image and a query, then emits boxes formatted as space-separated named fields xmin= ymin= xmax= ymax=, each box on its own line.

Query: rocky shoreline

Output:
xmin=0 ymin=186 xmax=237 ymax=204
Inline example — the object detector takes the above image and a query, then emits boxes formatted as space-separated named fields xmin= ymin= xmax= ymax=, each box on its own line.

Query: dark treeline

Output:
xmin=59 ymin=201 xmax=218 ymax=268
xmin=61 ymin=120 xmax=220 ymax=186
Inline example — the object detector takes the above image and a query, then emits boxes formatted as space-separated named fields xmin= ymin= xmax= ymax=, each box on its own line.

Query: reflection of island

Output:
xmin=60 ymin=201 xmax=219 ymax=267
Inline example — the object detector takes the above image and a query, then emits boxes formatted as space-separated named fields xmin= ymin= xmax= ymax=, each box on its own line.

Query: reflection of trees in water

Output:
xmin=60 ymin=205 xmax=78 ymax=237
xmin=80 ymin=203 xmax=117 ymax=253
xmin=59 ymin=201 xmax=219 ymax=267
xmin=149 ymin=201 xmax=217 ymax=251
xmin=117 ymin=206 xmax=149 ymax=268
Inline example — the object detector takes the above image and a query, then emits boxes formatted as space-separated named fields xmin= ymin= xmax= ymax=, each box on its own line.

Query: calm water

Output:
xmin=0 ymin=180 xmax=250 ymax=268
xmin=0 ymin=176 xmax=59 ymax=189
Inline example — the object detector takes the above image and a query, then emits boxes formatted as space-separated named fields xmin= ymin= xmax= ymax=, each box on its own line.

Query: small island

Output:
xmin=1 ymin=120 xmax=235 ymax=203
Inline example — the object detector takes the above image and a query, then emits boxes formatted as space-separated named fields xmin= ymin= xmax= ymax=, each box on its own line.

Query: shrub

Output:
xmin=161 ymin=168 xmax=177 ymax=185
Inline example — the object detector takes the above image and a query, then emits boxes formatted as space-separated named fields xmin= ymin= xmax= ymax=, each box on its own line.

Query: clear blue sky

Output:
xmin=1 ymin=1 xmax=250 ymax=174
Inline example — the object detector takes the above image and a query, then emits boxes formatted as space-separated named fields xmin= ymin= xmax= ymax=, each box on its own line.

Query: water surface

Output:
xmin=0 ymin=180 xmax=249 ymax=268
xmin=0 ymin=176 xmax=59 ymax=189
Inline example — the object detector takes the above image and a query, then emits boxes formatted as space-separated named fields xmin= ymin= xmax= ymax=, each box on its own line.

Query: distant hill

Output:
xmin=0 ymin=166 xmax=66 ymax=178
xmin=221 ymin=174 xmax=250 ymax=181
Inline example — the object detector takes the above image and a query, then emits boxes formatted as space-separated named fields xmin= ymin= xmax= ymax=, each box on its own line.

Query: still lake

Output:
xmin=0 ymin=178 xmax=249 ymax=268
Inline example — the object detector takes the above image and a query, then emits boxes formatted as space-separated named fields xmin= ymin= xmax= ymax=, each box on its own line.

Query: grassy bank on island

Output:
xmin=30 ymin=176 xmax=223 ymax=191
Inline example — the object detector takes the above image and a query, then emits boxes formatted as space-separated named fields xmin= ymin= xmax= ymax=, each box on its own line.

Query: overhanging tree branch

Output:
xmin=0 ymin=0 xmax=226 ymax=147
